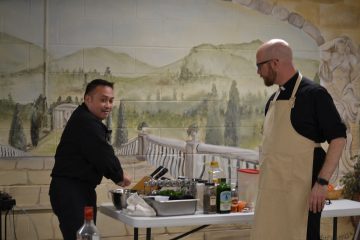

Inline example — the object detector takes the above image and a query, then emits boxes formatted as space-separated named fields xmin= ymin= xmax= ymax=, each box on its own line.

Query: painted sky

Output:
xmin=0 ymin=0 xmax=319 ymax=67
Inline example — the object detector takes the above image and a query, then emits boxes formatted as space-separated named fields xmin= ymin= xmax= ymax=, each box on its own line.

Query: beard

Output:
xmin=263 ymin=66 xmax=277 ymax=87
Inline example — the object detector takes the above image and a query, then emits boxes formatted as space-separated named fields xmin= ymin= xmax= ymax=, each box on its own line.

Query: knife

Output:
xmin=150 ymin=166 xmax=164 ymax=178
xmin=153 ymin=167 xmax=168 ymax=180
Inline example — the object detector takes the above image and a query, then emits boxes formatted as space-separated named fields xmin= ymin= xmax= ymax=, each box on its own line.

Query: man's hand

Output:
xmin=309 ymin=183 xmax=327 ymax=213
xmin=309 ymin=138 xmax=345 ymax=213
xmin=117 ymin=172 xmax=131 ymax=187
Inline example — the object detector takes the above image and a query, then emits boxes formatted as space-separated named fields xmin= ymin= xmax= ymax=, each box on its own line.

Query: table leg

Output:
xmin=134 ymin=227 xmax=139 ymax=240
xmin=333 ymin=217 xmax=337 ymax=240
xmin=146 ymin=228 xmax=151 ymax=240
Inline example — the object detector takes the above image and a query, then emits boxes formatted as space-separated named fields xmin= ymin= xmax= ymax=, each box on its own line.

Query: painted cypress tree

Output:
xmin=30 ymin=94 xmax=46 ymax=147
xmin=30 ymin=110 xmax=40 ymax=147
xmin=205 ymin=84 xmax=224 ymax=145
xmin=224 ymin=80 xmax=241 ymax=147
xmin=115 ymin=101 xmax=128 ymax=147
xmin=105 ymin=112 xmax=113 ymax=144
xmin=9 ymin=104 xmax=27 ymax=150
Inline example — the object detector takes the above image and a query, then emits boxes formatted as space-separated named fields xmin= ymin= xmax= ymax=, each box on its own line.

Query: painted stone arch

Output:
xmin=230 ymin=0 xmax=360 ymax=173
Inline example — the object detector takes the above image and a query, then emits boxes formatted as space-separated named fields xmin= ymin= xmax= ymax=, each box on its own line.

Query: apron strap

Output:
xmin=291 ymin=72 xmax=302 ymax=99
xmin=271 ymin=72 xmax=303 ymax=103
xmin=289 ymin=73 xmax=302 ymax=108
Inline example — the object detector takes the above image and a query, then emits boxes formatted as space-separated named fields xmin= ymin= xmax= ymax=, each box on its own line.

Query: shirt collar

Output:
xmin=280 ymin=71 xmax=299 ymax=91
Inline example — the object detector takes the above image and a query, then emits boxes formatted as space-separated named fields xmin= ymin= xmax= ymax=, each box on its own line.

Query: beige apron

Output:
xmin=251 ymin=74 xmax=319 ymax=240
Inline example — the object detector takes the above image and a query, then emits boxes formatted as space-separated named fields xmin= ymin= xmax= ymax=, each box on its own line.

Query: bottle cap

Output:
xmin=210 ymin=160 xmax=219 ymax=168
xmin=84 ymin=206 xmax=94 ymax=220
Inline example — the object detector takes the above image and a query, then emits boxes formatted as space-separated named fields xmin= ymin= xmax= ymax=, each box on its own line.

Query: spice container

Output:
xmin=203 ymin=182 xmax=216 ymax=214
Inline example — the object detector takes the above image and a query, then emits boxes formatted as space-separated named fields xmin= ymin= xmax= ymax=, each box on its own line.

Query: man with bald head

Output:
xmin=251 ymin=39 xmax=346 ymax=240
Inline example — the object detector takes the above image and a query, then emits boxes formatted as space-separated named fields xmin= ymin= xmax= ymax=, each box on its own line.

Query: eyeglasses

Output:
xmin=256 ymin=59 xmax=275 ymax=69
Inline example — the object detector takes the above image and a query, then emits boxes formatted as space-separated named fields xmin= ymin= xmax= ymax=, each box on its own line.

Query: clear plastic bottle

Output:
xmin=208 ymin=158 xmax=224 ymax=185
xmin=77 ymin=206 xmax=100 ymax=240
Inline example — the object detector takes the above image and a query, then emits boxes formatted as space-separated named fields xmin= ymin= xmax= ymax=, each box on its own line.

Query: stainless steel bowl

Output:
xmin=144 ymin=197 xmax=197 ymax=216
xmin=109 ymin=189 xmax=134 ymax=210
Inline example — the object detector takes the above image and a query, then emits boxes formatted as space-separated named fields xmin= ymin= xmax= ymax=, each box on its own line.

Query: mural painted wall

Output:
xmin=1 ymin=0 xmax=359 ymax=174
xmin=0 ymin=0 xmax=320 ymax=157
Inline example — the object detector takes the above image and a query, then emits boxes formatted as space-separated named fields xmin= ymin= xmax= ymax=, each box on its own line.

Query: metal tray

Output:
xmin=144 ymin=197 xmax=197 ymax=216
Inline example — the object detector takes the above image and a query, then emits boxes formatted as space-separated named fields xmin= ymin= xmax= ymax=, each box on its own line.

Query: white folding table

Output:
xmin=100 ymin=199 xmax=360 ymax=240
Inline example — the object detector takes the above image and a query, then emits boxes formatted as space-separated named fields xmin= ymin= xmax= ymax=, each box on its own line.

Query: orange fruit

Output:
xmin=237 ymin=201 xmax=247 ymax=212
xmin=327 ymin=184 xmax=335 ymax=192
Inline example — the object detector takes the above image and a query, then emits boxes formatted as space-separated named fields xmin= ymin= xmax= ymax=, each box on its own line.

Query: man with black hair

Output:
xmin=49 ymin=79 xmax=131 ymax=240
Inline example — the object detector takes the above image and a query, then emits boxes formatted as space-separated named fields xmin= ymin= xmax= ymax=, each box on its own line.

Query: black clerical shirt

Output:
xmin=265 ymin=72 xmax=346 ymax=143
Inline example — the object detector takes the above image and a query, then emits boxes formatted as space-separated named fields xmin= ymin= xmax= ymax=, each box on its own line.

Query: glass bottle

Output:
xmin=208 ymin=158 xmax=224 ymax=185
xmin=77 ymin=206 xmax=100 ymax=240
xmin=231 ymin=184 xmax=239 ymax=213
xmin=216 ymin=178 xmax=231 ymax=214
xmin=203 ymin=182 xmax=217 ymax=214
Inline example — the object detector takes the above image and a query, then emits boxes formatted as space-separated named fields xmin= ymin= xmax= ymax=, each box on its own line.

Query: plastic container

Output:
xmin=237 ymin=169 xmax=259 ymax=211
xmin=195 ymin=180 xmax=206 ymax=212
xmin=208 ymin=159 xmax=224 ymax=185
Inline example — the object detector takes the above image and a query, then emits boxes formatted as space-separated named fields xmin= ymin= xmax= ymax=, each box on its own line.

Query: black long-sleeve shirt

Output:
xmin=51 ymin=103 xmax=123 ymax=187
xmin=265 ymin=72 xmax=346 ymax=182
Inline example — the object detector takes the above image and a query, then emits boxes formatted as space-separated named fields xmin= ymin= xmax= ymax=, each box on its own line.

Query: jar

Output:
xmin=203 ymin=182 xmax=217 ymax=214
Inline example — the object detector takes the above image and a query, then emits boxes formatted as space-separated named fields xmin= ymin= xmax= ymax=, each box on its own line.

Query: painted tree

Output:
xmin=224 ymin=80 xmax=241 ymax=147
xmin=115 ymin=101 xmax=128 ymax=147
xmin=9 ymin=104 xmax=27 ymax=151
xmin=205 ymin=84 xmax=224 ymax=145
xmin=30 ymin=94 xmax=46 ymax=147
xmin=105 ymin=113 xmax=113 ymax=144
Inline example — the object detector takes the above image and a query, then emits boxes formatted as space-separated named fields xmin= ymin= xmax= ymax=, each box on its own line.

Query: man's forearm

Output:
xmin=318 ymin=137 xmax=346 ymax=181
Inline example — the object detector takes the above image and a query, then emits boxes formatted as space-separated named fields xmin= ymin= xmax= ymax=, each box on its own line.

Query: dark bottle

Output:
xmin=216 ymin=178 xmax=231 ymax=214
xmin=203 ymin=182 xmax=217 ymax=214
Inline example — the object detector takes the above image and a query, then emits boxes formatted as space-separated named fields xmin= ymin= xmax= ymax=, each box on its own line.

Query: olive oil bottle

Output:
xmin=216 ymin=178 xmax=231 ymax=214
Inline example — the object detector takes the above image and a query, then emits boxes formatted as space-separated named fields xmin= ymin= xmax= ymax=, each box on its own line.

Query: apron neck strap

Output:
xmin=272 ymin=72 xmax=302 ymax=102
xmin=290 ymin=72 xmax=302 ymax=99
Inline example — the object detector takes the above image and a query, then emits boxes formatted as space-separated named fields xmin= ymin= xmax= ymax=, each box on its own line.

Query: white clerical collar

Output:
xmin=279 ymin=86 xmax=286 ymax=91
